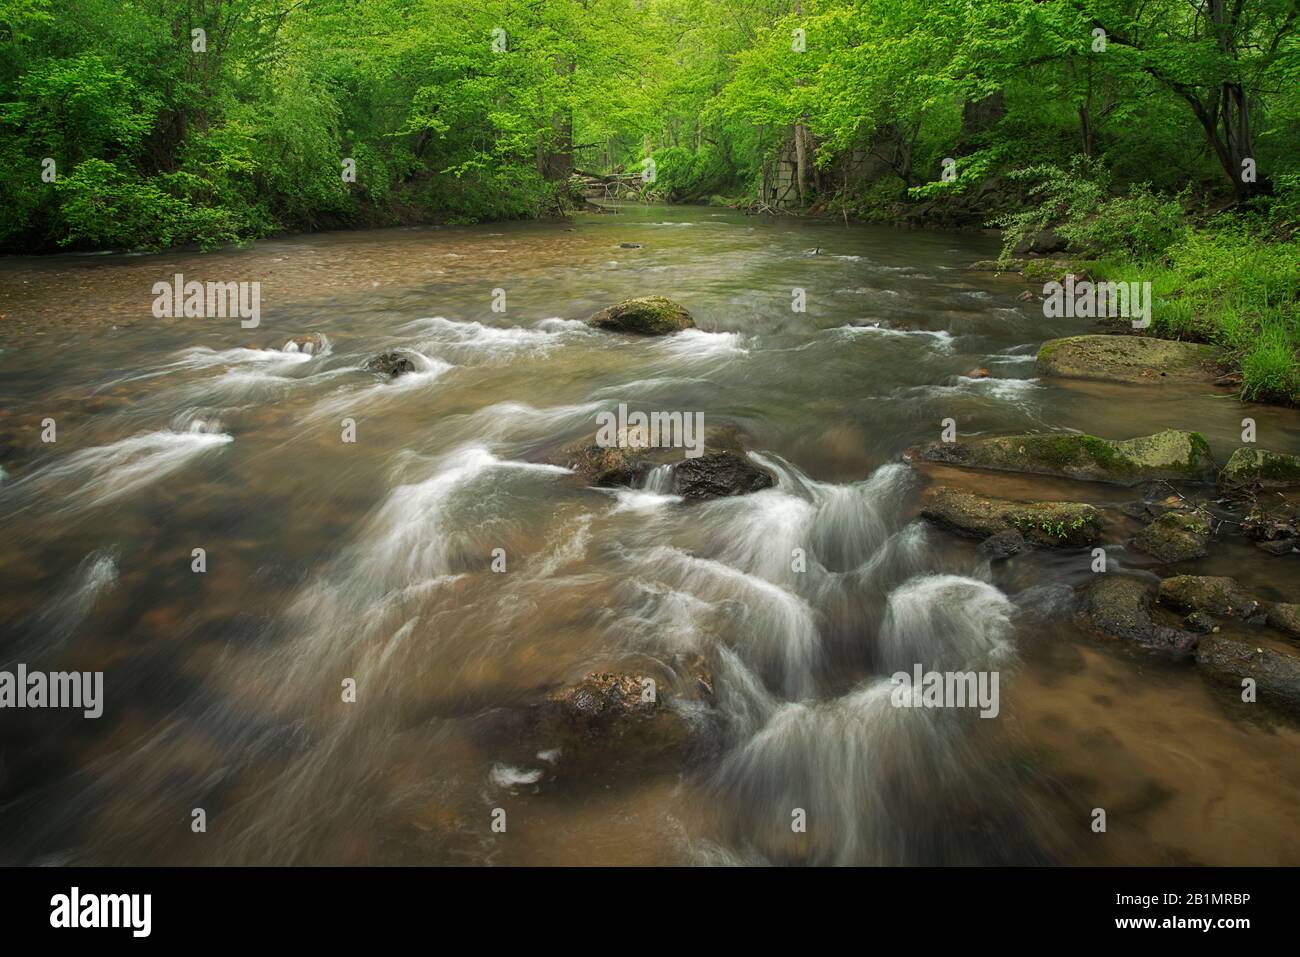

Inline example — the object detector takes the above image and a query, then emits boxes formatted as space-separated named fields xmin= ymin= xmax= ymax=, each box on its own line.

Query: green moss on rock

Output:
xmin=1218 ymin=447 xmax=1300 ymax=490
xmin=911 ymin=429 xmax=1217 ymax=486
xmin=1037 ymin=334 xmax=1216 ymax=384
xmin=586 ymin=296 xmax=696 ymax=336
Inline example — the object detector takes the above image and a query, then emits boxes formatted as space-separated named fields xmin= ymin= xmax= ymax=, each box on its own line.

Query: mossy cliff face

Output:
xmin=1218 ymin=447 xmax=1300 ymax=490
xmin=911 ymin=429 xmax=1217 ymax=485
xmin=586 ymin=296 xmax=696 ymax=335
xmin=1037 ymin=334 xmax=1216 ymax=384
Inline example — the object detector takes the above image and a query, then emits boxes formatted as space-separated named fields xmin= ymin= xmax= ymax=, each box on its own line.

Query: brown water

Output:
xmin=1 ymin=204 xmax=1298 ymax=865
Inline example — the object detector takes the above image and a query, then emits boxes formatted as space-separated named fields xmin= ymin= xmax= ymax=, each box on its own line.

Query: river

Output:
xmin=1 ymin=203 xmax=1298 ymax=865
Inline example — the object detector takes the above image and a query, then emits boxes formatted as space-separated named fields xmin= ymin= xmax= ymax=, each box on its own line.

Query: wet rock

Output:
xmin=617 ymin=242 xmax=642 ymax=249
xmin=1241 ymin=499 xmax=1300 ymax=552
xmin=524 ymin=657 xmax=716 ymax=773
xmin=1156 ymin=575 xmax=1262 ymax=621
xmin=1218 ymin=448 xmax=1300 ymax=491
xmin=980 ymin=529 xmax=1027 ymax=559
xmin=672 ymin=450 xmax=774 ymax=501
xmin=1013 ymin=227 xmax=1068 ymax=256
xmin=1184 ymin=611 xmax=1220 ymax=634
xmin=921 ymin=487 xmax=1102 ymax=548
xmin=1037 ymin=335 xmax=1216 ymax=385
xmin=1257 ymin=539 xmax=1298 ymax=556
xmin=965 ymin=367 xmax=992 ymax=379
xmin=1077 ymin=576 xmax=1198 ymax=655
xmin=1016 ymin=290 xmax=1035 ymax=302
xmin=1214 ymin=372 xmax=1244 ymax=389
xmin=1196 ymin=636 xmax=1300 ymax=711
xmin=910 ymin=429 xmax=1217 ymax=486
xmin=561 ymin=442 xmax=647 ymax=487
xmin=1131 ymin=510 xmax=1212 ymax=563
xmin=1266 ymin=603 xmax=1300 ymax=638
xmin=586 ymin=296 xmax=695 ymax=336
xmin=283 ymin=333 xmax=325 ymax=355
xmin=364 ymin=351 xmax=416 ymax=378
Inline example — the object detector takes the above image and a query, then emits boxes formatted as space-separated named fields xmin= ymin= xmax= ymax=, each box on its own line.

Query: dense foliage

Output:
xmin=2 ymin=0 xmax=1298 ymax=393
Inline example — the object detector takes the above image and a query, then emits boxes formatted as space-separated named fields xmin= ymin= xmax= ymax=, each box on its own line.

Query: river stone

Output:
xmin=1196 ymin=636 xmax=1300 ymax=712
xmin=1156 ymin=575 xmax=1262 ymax=621
xmin=526 ymin=659 xmax=715 ymax=774
xmin=1037 ymin=335 xmax=1216 ymax=384
xmin=980 ymin=528 xmax=1027 ymax=559
xmin=911 ymin=429 xmax=1217 ymax=486
xmin=1131 ymin=510 xmax=1212 ymax=563
xmin=1076 ymin=577 xmax=1197 ymax=655
xmin=1266 ymin=603 xmax=1300 ymax=638
xmin=364 ymin=351 xmax=416 ymax=377
xmin=586 ymin=296 xmax=695 ymax=335
xmin=562 ymin=442 xmax=647 ymax=487
xmin=283 ymin=333 xmax=325 ymax=355
xmin=1218 ymin=447 xmax=1300 ymax=490
xmin=921 ymin=487 xmax=1102 ymax=548
xmin=673 ymin=451 xmax=774 ymax=501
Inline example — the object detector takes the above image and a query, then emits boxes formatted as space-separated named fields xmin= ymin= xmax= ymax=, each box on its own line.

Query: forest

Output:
xmin=3 ymin=0 xmax=1298 ymax=396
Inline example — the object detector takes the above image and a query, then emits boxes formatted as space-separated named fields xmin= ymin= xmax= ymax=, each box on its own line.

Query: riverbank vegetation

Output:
xmin=2 ymin=0 xmax=1298 ymax=393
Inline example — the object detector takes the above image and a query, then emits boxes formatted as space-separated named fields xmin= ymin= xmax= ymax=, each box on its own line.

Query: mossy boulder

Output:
xmin=921 ymin=487 xmax=1102 ymax=548
xmin=1196 ymin=636 xmax=1300 ymax=712
xmin=586 ymin=296 xmax=696 ymax=335
xmin=910 ymin=429 xmax=1217 ymax=486
xmin=1156 ymin=575 xmax=1262 ymax=621
xmin=1131 ymin=509 xmax=1212 ymax=563
xmin=1037 ymin=335 xmax=1216 ymax=384
xmin=1076 ymin=576 xmax=1197 ymax=655
xmin=1218 ymin=447 xmax=1300 ymax=491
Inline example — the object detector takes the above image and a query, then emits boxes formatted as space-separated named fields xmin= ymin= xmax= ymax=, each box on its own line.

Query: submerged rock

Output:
xmin=1037 ymin=335 xmax=1217 ymax=384
xmin=1218 ymin=447 xmax=1300 ymax=491
xmin=586 ymin=296 xmax=695 ymax=335
xmin=1131 ymin=510 xmax=1212 ymax=563
xmin=980 ymin=528 xmax=1027 ymax=559
xmin=522 ymin=656 xmax=716 ymax=776
xmin=921 ymin=487 xmax=1102 ymax=548
xmin=364 ymin=351 xmax=416 ymax=378
xmin=672 ymin=450 xmax=774 ymax=501
xmin=1196 ymin=636 xmax=1300 ymax=711
xmin=1076 ymin=576 xmax=1197 ymax=655
xmin=910 ymin=429 xmax=1217 ymax=486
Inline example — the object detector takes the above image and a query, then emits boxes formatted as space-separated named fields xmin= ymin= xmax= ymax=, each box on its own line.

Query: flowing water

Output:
xmin=1 ymin=204 xmax=1298 ymax=865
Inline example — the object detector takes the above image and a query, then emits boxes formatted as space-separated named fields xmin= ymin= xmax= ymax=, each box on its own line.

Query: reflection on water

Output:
xmin=1 ymin=204 xmax=1298 ymax=865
